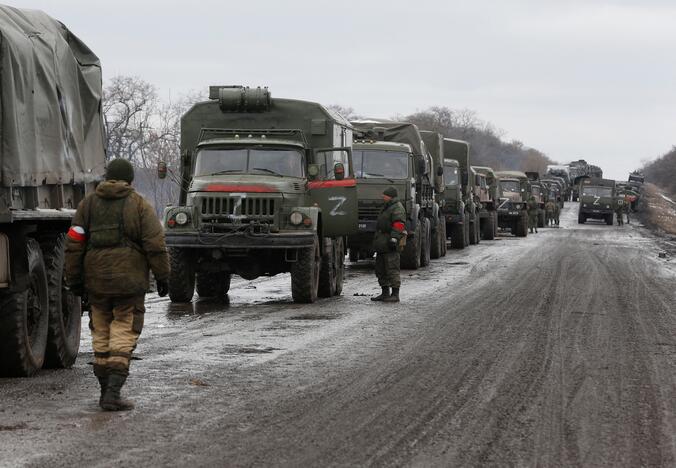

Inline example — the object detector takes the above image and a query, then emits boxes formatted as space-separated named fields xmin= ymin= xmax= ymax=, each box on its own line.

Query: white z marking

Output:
xmin=328 ymin=196 xmax=347 ymax=216
xmin=593 ymin=196 xmax=600 ymax=206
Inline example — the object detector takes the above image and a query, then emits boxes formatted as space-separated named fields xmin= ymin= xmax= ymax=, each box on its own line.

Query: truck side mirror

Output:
xmin=308 ymin=164 xmax=320 ymax=181
xmin=158 ymin=161 xmax=168 ymax=179
xmin=436 ymin=166 xmax=444 ymax=177
xmin=334 ymin=162 xmax=345 ymax=181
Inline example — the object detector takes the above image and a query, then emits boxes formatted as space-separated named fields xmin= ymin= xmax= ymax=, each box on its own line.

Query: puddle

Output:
xmin=222 ymin=345 xmax=281 ymax=355
xmin=287 ymin=314 xmax=341 ymax=321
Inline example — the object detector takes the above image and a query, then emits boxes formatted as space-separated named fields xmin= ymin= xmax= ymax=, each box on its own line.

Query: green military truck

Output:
xmin=443 ymin=138 xmax=480 ymax=248
xmin=347 ymin=121 xmax=439 ymax=269
xmin=0 ymin=6 xmax=107 ymax=376
xmin=164 ymin=86 xmax=358 ymax=304
xmin=420 ymin=130 xmax=447 ymax=258
xmin=472 ymin=166 xmax=499 ymax=240
xmin=496 ymin=171 xmax=529 ymax=237
xmin=578 ymin=177 xmax=616 ymax=225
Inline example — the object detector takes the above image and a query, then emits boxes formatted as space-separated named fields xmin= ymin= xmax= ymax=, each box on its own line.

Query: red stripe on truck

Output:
xmin=308 ymin=179 xmax=357 ymax=189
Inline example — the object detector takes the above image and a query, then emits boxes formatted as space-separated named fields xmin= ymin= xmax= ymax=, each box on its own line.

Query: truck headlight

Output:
xmin=175 ymin=212 xmax=189 ymax=225
xmin=583 ymin=203 xmax=587 ymax=208
xmin=605 ymin=205 xmax=610 ymax=209
xmin=290 ymin=211 xmax=303 ymax=226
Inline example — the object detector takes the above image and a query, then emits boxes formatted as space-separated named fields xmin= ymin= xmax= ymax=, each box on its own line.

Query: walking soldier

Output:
xmin=527 ymin=196 xmax=539 ymax=233
xmin=371 ymin=187 xmax=407 ymax=303
xmin=65 ymin=159 xmax=170 ymax=411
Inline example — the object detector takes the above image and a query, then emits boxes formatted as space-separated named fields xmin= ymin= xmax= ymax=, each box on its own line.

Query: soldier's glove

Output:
xmin=156 ymin=280 xmax=169 ymax=298
xmin=388 ymin=238 xmax=398 ymax=251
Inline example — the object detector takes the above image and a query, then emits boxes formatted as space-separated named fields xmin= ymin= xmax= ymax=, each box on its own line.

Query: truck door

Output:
xmin=309 ymin=148 xmax=358 ymax=237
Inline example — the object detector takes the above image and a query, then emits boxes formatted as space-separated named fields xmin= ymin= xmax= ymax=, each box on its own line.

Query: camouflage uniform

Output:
xmin=545 ymin=200 xmax=556 ymax=226
xmin=527 ymin=197 xmax=539 ymax=233
xmin=65 ymin=159 xmax=169 ymax=411
xmin=372 ymin=189 xmax=406 ymax=302
xmin=554 ymin=198 xmax=561 ymax=226
xmin=615 ymin=197 xmax=624 ymax=226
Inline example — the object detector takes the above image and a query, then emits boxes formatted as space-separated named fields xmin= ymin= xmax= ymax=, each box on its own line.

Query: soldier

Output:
xmin=527 ymin=195 xmax=539 ymax=233
xmin=554 ymin=197 xmax=561 ymax=226
xmin=615 ymin=196 xmax=624 ymax=226
xmin=65 ymin=159 xmax=170 ymax=411
xmin=545 ymin=199 xmax=556 ymax=226
xmin=371 ymin=187 xmax=407 ymax=303
xmin=624 ymin=193 xmax=632 ymax=224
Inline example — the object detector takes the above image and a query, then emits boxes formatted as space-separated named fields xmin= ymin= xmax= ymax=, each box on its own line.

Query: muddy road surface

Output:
xmin=2 ymin=204 xmax=675 ymax=467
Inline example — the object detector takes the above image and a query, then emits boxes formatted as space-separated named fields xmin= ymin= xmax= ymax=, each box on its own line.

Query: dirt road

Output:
xmin=1 ymin=204 xmax=675 ymax=467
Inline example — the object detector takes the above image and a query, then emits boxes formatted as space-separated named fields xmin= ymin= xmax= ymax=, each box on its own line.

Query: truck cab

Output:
xmin=164 ymin=86 xmax=358 ymax=303
xmin=442 ymin=138 xmax=479 ymax=248
xmin=472 ymin=166 xmax=499 ymax=240
xmin=577 ymin=177 xmax=616 ymax=225
xmin=496 ymin=171 xmax=530 ymax=237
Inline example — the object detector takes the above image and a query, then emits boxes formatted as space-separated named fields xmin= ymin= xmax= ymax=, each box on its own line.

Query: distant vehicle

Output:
xmin=0 ymin=6 xmax=107 ymax=376
xmin=496 ymin=171 xmax=530 ymax=237
xmin=472 ymin=166 xmax=499 ymax=240
xmin=163 ymin=86 xmax=358 ymax=303
xmin=443 ymin=139 xmax=481 ymax=247
xmin=578 ymin=178 xmax=616 ymax=225
xmin=526 ymin=172 xmax=546 ymax=228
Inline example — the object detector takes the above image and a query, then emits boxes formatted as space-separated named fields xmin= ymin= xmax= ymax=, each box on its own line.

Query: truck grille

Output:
xmin=199 ymin=196 xmax=277 ymax=220
xmin=358 ymin=205 xmax=380 ymax=220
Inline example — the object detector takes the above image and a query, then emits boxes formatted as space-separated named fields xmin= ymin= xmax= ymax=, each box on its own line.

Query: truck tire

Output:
xmin=335 ymin=238 xmax=345 ymax=296
xmin=517 ymin=212 xmax=528 ymax=237
xmin=606 ymin=214 xmax=614 ymax=226
xmin=450 ymin=222 xmax=466 ymax=250
xmin=420 ymin=218 xmax=431 ymax=267
xmin=348 ymin=248 xmax=359 ymax=263
xmin=168 ymin=247 xmax=195 ymax=303
xmin=469 ymin=214 xmax=480 ymax=245
xmin=41 ymin=233 xmax=81 ymax=369
xmin=195 ymin=272 xmax=231 ymax=297
xmin=291 ymin=234 xmax=320 ymax=303
xmin=430 ymin=218 xmax=442 ymax=260
xmin=0 ymin=239 xmax=49 ymax=377
xmin=578 ymin=213 xmax=586 ymax=224
xmin=319 ymin=238 xmax=337 ymax=298
xmin=440 ymin=221 xmax=447 ymax=256
xmin=482 ymin=212 xmax=495 ymax=240
xmin=401 ymin=223 xmax=421 ymax=269
xmin=493 ymin=211 xmax=499 ymax=238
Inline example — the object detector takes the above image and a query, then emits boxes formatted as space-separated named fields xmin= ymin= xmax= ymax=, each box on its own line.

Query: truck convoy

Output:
xmin=578 ymin=178 xmax=617 ymax=225
xmin=347 ymin=121 xmax=439 ymax=269
xmin=163 ymin=86 xmax=358 ymax=303
xmin=472 ymin=166 xmax=498 ymax=240
xmin=495 ymin=171 xmax=530 ymax=237
xmin=0 ymin=6 xmax=107 ymax=376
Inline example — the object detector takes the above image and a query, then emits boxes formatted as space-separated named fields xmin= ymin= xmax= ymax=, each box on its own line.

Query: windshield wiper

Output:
xmin=252 ymin=167 xmax=283 ymax=176
xmin=209 ymin=169 xmax=243 ymax=175
xmin=364 ymin=172 xmax=385 ymax=177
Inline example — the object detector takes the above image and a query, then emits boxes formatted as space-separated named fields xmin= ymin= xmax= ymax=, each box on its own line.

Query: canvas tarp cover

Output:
xmin=0 ymin=5 xmax=105 ymax=187
xmin=351 ymin=120 xmax=426 ymax=159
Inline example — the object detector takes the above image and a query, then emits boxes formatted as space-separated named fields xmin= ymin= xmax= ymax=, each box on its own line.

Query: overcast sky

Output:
xmin=7 ymin=0 xmax=676 ymax=179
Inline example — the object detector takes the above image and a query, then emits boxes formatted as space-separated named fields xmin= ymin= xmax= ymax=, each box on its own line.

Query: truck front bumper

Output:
xmin=165 ymin=231 xmax=316 ymax=249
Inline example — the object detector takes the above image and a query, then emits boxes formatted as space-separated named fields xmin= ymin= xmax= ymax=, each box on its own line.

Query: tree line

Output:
xmin=102 ymin=76 xmax=553 ymax=210
xmin=641 ymin=146 xmax=676 ymax=195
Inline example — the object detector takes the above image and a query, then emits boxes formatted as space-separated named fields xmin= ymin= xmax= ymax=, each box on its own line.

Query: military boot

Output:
xmin=383 ymin=288 xmax=400 ymax=303
xmin=371 ymin=287 xmax=390 ymax=301
xmin=93 ymin=364 xmax=108 ymax=406
xmin=100 ymin=368 xmax=135 ymax=411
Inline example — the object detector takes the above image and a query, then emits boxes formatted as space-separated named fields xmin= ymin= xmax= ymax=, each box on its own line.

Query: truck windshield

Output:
xmin=353 ymin=150 xmax=409 ymax=179
xmin=194 ymin=148 xmax=304 ymax=178
xmin=444 ymin=166 xmax=459 ymax=186
xmin=582 ymin=186 xmax=613 ymax=197
xmin=500 ymin=180 xmax=520 ymax=193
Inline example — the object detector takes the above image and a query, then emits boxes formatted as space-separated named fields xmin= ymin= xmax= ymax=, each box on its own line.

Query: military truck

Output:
xmin=347 ymin=121 xmax=439 ymax=269
xmin=420 ymin=130 xmax=447 ymax=258
xmin=0 ymin=6 xmax=107 ymax=376
xmin=526 ymin=172 xmax=546 ymax=228
xmin=164 ymin=86 xmax=358 ymax=303
xmin=472 ymin=166 xmax=499 ymax=240
xmin=578 ymin=177 xmax=616 ymax=225
xmin=496 ymin=171 xmax=530 ymax=237
xmin=546 ymin=165 xmax=571 ymax=200
xmin=443 ymin=138 xmax=480 ymax=247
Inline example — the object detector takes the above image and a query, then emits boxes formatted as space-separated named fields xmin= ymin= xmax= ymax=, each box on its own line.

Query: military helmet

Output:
xmin=383 ymin=186 xmax=398 ymax=198
xmin=105 ymin=158 xmax=135 ymax=183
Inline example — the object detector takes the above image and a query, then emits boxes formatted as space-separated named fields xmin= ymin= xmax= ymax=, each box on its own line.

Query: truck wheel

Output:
xmin=291 ymin=235 xmax=320 ymax=303
xmin=606 ymin=214 xmax=614 ymax=226
xmin=0 ymin=239 xmax=49 ymax=377
xmin=517 ymin=212 xmax=529 ymax=237
xmin=430 ymin=219 xmax=442 ymax=260
xmin=450 ymin=223 xmax=466 ymax=250
xmin=493 ymin=211 xmax=499 ymax=238
xmin=168 ymin=248 xmax=195 ymax=303
xmin=440 ymin=221 xmax=447 ymax=256
xmin=196 ymin=272 xmax=231 ymax=297
xmin=319 ymin=238 xmax=337 ymax=298
xmin=400 ymin=223 xmax=421 ymax=269
xmin=463 ymin=219 xmax=470 ymax=247
xmin=470 ymin=215 xmax=480 ymax=245
xmin=482 ymin=213 xmax=495 ymax=240
xmin=41 ymin=233 xmax=81 ymax=369
xmin=578 ymin=213 xmax=586 ymax=224
xmin=420 ymin=218 xmax=431 ymax=267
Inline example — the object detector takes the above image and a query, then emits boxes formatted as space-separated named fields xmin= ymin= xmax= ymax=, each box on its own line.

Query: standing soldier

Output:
xmin=545 ymin=199 xmax=556 ymax=226
xmin=624 ymin=193 xmax=632 ymax=224
xmin=65 ymin=159 xmax=170 ymax=411
xmin=527 ymin=195 xmax=539 ymax=233
xmin=554 ymin=197 xmax=561 ymax=226
xmin=615 ymin=196 xmax=624 ymax=226
xmin=371 ymin=187 xmax=407 ymax=303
